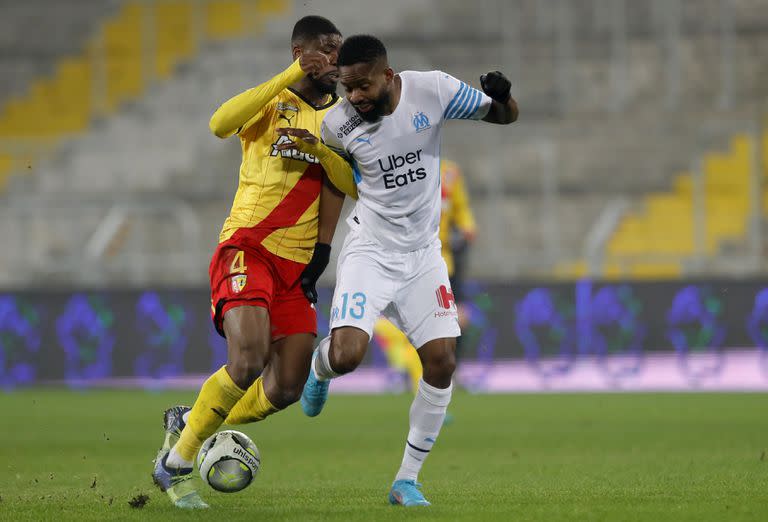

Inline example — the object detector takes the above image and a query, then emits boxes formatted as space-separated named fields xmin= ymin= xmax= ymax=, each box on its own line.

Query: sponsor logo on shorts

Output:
xmin=436 ymin=284 xmax=455 ymax=310
xmin=231 ymin=274 xmax=247 ymax=294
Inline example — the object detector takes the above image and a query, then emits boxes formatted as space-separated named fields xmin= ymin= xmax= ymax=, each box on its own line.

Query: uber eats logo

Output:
xmin=378 ymin=149 xmax=427 ymax=189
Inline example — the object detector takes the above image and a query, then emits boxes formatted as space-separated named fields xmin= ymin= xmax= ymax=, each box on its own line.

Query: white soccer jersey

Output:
xmin=320 ymin=71 xmax=492 ymax=252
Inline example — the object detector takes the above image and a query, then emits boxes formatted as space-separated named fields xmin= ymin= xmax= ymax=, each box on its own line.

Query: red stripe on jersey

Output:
xmin=235 ymin=164 xmax=324 ymax=246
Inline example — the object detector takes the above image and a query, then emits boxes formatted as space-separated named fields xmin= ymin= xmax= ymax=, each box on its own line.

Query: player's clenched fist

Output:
xmin=298 ymin=50 xmax=330 ymax=77
xmin=480 ymin=71 xmax=511 ymax=103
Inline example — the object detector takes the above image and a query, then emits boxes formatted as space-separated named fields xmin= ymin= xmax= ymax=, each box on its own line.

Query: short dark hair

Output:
xmin=337 ymin=34 xmax=387 ymax=67
xmin=291 ymin=16 xmax=340 ymax=44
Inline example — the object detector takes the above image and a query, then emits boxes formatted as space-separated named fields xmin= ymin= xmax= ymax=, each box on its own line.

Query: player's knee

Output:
xmin=329 ymin=332 xmax=367 ymax=375
xmin=329 ymin=345 xmax=365 ymax=374
xmin=226 ymin=338 xmax=269 ymax=389
xmin=268 ymin=382 xmax=304 ymax=409
xmin=421 ymin=346 xmax=456 ymax=386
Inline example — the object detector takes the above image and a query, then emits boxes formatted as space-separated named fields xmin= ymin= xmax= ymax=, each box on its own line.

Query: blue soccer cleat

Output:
xmin=300 ymin=351 xmax=330 ymax=417
xmin=388 ymin=479 xmax=431 ymax=507
xmin=152 ymin=406 xmax=209 ymax=509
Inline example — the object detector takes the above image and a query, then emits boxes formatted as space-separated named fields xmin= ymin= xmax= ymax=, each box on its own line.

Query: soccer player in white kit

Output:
xmin=277 ymin=34 xmax=518 ymax=506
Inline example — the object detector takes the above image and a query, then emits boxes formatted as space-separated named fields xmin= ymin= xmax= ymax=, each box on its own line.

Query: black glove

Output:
xmin=480 ymin=71 xmax=511 ymax=103
xmin=300 ymin=243 xmax=331 ymax=304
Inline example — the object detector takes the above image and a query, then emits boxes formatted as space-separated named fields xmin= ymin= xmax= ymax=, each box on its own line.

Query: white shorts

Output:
xmin=330 ymin=230 xmax=461 ymax=348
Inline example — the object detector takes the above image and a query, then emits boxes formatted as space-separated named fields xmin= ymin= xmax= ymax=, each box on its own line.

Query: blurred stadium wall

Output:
xmin=0 ymin=0 xmax=767 ymax=391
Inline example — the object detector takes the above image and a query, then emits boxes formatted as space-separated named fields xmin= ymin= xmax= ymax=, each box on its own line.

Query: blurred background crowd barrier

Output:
xmin=0 ymin=0 xmax=767 ymax=391
xmin=2 ymin=280 xmax=768 ymax=391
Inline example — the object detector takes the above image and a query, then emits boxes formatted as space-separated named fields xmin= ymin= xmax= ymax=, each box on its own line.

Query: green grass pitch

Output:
xmin=1 ymin=390 xmax=766 ymax=521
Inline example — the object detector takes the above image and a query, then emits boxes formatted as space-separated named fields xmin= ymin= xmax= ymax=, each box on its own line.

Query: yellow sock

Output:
xmin=225 ymin=376 xmax=278 ymax=425
xmin=175 ymin=366 xmax=245 ymax=462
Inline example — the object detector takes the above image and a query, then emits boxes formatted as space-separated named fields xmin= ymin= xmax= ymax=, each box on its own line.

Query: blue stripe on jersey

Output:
xmin=442 ymin=82 xmax=467 ymax=119
xmin=463 ymin=89 xmax=483 ymax=119
xmin=351 ymin=159 xmax=362 ymax=185
xmin=456 ymin=89 xmax=479 ymax=119
xmin=446 ymin=83 xmax=473 ymax=119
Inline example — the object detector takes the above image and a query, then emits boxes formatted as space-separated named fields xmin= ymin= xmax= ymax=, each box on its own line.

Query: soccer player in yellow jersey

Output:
xmin=374 ymin=159 xmax=476 ymax=392
xmin=151 ymin=16 xmax=357 ymax=509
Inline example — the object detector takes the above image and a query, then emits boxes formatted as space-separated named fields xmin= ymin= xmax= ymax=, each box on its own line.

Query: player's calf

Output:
xmin=328 ymin=326 xmax=369 ymax=375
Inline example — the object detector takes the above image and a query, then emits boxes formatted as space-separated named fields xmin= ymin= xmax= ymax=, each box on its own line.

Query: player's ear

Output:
xmin=384 ymin=67 xmax=395 ymax=83
xmin=291 ymin=43 xmax=302 ymax=61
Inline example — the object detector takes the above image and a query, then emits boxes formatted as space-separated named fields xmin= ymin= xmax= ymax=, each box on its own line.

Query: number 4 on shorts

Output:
xmin=230 ymin=250 xmax=247 ymax=274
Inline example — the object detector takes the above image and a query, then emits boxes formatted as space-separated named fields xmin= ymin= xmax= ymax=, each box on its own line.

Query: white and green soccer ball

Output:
xmin=197 ymin=430 xmax=260 ymax=493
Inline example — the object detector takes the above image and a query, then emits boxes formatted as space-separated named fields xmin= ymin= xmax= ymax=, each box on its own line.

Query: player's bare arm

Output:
xmin=208 ymin=51 xmax=330 ymax=139
xmin=480 ymin=71 xmax=518 ymax=124
xmin=276 ymin=127 xmax=358 ymax=199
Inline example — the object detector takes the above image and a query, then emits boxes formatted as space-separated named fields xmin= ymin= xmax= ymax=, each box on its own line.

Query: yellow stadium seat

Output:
xmin=553 ymin=260 xmax=587 ymax=279
xmin=0 ymin=0 xmax=289 ymax=192
xmin=104 ymin=3 xmax=145 ymax=111
xmin=628 ymin=262 xmax=682 ymax=279
xmin=155 ymin=1 xmax=194 ymax=79
xmin=207 ymin=1 xmax=246 ymax=39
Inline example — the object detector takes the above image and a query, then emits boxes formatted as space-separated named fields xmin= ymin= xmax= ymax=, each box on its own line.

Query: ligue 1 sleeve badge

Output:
xmin=231 ymin=274 xmax=247 ymax=294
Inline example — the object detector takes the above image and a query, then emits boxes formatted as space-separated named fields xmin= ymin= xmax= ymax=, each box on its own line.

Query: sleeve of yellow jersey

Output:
xmin=292 ymin=138 xmax=358 ymax=200
xmin=451 ymin=169 xmax=476 ymax=234
xmin=209 ymin=59 xmax=305 ymax=139
xmin=288 ymin=118 xmax=358 ymax=199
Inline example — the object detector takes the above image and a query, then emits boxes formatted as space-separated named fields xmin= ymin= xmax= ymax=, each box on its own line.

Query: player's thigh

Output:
xmin=417 ymin=337 xmax=456 ymax=388
xmin=210 ymin=244 xmax=275 ymax=338
xmin=270 ymin=274 xmax=318 ymax=340
xmin=222 ymin=306 xmax=272 ymax=373
xmin=330 ymin=247 xmax=394 ymax=341
xmin=393 ymin=249 xmax=461 ymax=349
xmin=261 ymin=333 xmax=315 ymax=407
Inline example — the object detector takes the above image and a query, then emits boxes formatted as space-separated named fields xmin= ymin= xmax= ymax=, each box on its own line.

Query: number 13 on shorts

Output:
xmin=333 ymin=292 xmax=367 ymax=320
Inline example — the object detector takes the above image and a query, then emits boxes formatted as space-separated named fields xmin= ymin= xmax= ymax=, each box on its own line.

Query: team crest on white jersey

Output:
xmin=412 ymin=112 xmax=431 ymax=132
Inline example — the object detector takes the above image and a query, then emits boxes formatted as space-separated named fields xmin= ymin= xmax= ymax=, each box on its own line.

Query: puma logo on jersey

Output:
xmin=278 ymin=113 xmax=295 ymax=125
xmin=270 ymin=135 xmax=320 ymax=164
xmin=354 ymin=135 xmax=372 ymax=146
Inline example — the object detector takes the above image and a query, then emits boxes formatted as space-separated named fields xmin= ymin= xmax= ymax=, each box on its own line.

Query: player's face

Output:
xmin=303 ymin=33 xmax=342 ymax=95
xmin=340 ymin=61 xmax=394 ymax=122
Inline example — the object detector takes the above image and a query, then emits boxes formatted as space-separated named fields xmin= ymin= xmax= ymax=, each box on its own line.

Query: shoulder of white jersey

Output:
xmin=398 ymin=70 xmax=443 ymax=91
xmin=322 ymin=98 xmax=352 ymax=122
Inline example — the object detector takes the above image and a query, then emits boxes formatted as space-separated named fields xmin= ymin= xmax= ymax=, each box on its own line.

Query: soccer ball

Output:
xmin=197 ymin=430 xmax=260 ymax=493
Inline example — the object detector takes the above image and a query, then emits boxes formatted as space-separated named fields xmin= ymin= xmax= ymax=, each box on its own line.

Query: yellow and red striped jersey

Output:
xmin=212 ymin=60 xmax=340 ymax=264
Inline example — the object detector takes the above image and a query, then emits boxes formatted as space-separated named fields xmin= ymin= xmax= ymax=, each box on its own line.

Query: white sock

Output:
xmin=312 ymin=336 xmax=339 ymax=381
xmin=394 ymin=379 xmax=452 ymax=482
xmin=166 ymin=446 xmax=194 ymax=469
